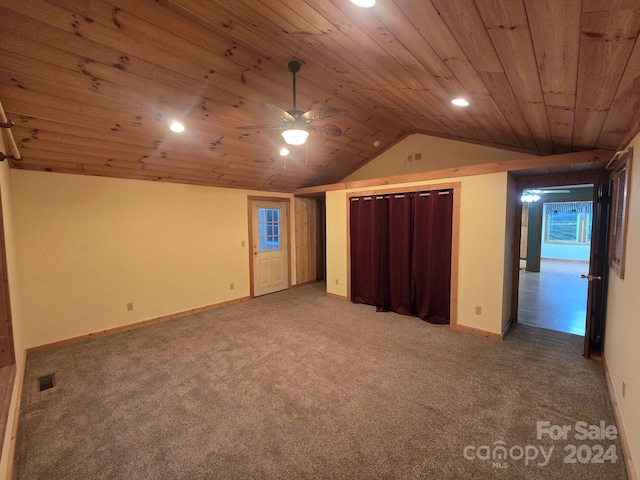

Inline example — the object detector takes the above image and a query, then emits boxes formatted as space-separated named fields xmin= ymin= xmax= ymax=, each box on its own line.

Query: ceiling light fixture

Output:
xmin=282 ymin=129 xmax=309 ymax=145
xmin=169 ymin=121 xmax=185 ymax=133
xmin=350 ymin=0 xmax=376 ymax=6
xmin=451 ymin=98 xmax=470 ymax=107
xmin=521 ymin=194 xmax=541 ymax=203
xmin=279 ymin=146 xmax=290 ymax=156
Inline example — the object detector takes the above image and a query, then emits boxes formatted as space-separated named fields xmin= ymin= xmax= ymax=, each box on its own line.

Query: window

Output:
xmin=609 ymin=148 xmax=633 ymax=279
xmin=258 ymin=207 xmax=281 ymax=251
xmin=544 ymin=201 xmax=592 ymax=245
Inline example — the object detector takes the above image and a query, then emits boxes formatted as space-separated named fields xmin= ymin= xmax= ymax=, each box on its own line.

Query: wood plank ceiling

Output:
xmin=0 ymin=0 xmax=639 ymax=192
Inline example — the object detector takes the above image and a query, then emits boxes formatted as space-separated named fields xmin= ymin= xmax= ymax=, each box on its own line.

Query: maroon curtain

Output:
xmin=350 ymin=190 xmax=453 ymax=324
xmin=388 ymin=194 xmax=413 ymax=315
xmin=412 ymin=192 xmax=453 ymax=323
xmin=349 ymin=196 xmax=390 ymax=310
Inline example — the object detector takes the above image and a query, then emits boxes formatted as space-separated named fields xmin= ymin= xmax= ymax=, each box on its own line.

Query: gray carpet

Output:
xmin=13 ymin=283 xmax=627 ymax=479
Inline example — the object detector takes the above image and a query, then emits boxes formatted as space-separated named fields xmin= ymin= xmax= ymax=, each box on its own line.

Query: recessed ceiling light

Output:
xmin=169 ymin=121 xmax=185 ymax=133
xmin=350 ymin=0 xmax=376 ymax=7
xmin=280 ymin=147 xmax=290 ymax=156
xmin=451 ymin=98 xmax=470 ymax=107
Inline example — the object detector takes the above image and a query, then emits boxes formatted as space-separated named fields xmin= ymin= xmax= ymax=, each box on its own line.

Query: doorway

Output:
xmin=518 ymin=186 xmax=593 ymax=336
xmin=248 ymin=197 xmax=291 ymax=297
xmin=512 ymin=171 xmax=611 ymax=358
xmin=293 ymin=196 xmax=325 ymax=285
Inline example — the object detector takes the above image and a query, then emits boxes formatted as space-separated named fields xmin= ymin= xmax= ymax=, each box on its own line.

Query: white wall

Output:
xmin=604 ymin=133 xmax=640 ymax=479
xmin=10 ymin=170 xmax=295 ymax=349
xmin=326 ymin=172 xmax=511 ymax=335
xmin=541 ymin=242 xmax=590 ymax=261
xmin=343 ymin=133 xmax=532 ymax=182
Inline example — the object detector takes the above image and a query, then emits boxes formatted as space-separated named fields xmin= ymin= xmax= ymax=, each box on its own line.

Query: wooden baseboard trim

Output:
xmin=454 ymin=324 xmax=502 ymax=340
xmin=26 ymin=296 xmax=252 ymax=354
xmin=602 ymin=354 xmax=637 ymax=480
xmin=6 ymin=351 xmax=26 ymax=480
xmin=326 ymin=292 xmax=349 ymax=301
xmin=293 ymin=280 xmax=320 ymax=288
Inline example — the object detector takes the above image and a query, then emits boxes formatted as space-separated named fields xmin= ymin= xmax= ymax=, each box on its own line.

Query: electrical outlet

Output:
xmin=126 ymin=302 xmax=133 ymax=311
xmin=475 ymin=306 xmax=482 ymax=315
xmin=414 ymin=152 xmax=422 ymax=160
xmin=622 ymin=381 xmax=626 ymax=399
xmin=230 ymin=283 xmax=234 ymax=290
xmin=335 ymin=279 xmax=339 ymax=285
xmin=241 ymin=240 xmax=245 ymax=247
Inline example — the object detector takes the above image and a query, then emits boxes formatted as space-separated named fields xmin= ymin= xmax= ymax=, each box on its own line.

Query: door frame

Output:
xmin=510 ymin=169 xmax=610 ymax=356
xmin=0 ymin=183 xmax=14 ymax=367
xmin=247 ymin=196 xmax=292 ymax=298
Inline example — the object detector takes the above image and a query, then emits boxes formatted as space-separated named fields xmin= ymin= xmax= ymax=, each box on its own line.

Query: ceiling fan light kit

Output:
xmin=282 ymin=129 xmax=309 ymax=145
xmin=521 ymin=194 xmax=541 ymax=203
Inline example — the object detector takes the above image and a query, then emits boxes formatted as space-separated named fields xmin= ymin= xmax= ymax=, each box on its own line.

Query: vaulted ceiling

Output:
xmin=1 ymin=0 xmax=639 ymax=192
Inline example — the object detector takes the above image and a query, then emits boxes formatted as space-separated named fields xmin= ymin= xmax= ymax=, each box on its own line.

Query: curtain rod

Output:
xmin=0 ymin=100 xmax=21 ymax=162
xmin=351 ymin=190 xmax=452 ymax=201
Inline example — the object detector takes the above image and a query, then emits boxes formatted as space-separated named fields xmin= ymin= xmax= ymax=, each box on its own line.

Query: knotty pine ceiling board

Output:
xmin=0 ymin=0 xmax=638 ymax=191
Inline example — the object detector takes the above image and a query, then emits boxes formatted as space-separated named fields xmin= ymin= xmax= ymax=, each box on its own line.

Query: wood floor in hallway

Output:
xmin=518 ymin=259 xmax=589 ymax=336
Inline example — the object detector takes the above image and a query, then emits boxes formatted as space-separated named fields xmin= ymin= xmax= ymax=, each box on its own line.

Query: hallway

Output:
xmin=518 ymin=259 xmax=589 ymax=336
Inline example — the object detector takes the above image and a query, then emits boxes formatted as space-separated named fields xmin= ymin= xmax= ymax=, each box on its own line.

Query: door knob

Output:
xmin=581 ymin=274 xmax=602 ymax=281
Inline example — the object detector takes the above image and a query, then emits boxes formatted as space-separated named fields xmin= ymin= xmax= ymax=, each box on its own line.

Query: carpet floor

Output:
xmin=13 ymin=283 xmax=627 ymax=479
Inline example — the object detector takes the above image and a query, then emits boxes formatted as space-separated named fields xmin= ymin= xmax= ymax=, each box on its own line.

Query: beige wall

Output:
xmin=326 ymin=172 xmax=511 ymax=335
xmin=10 ymin=170 xmax=295 ymax=349
xmin=0 ymin=139 xmax=25 ymax=477
xmin=604 ymin=132 xmax=640 ymax=478
xmin=325 ymin=190 xmax=348 ymax=298
xmin=343 ymin=133 xmax=532 ymax=182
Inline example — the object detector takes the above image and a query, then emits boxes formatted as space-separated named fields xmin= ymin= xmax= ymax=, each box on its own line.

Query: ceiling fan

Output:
xmin=523 ymin=189 xmax=571 ymax=194
xmin=236 ymin=60 xmax=348 ymax=145
xmin=521 ymin=188 xmax=572 ymax=202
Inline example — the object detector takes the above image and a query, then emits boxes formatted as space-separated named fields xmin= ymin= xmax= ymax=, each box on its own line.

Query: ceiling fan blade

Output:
xmin=310 ymin=123 xmax=343 ymax=137
xmin=260 ymin=103 xmax=295 ymax=122
xmin=235 ymin=124 xmax=287 ymax=130
xmin=302 ymin=107 xmax=349 ymax=121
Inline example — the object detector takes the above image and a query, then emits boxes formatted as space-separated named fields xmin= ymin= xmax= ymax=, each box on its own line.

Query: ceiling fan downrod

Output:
xmin=288 ymin=60 xmax=301 ymax=113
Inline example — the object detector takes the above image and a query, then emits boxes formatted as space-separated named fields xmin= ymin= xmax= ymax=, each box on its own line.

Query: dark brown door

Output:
xmin=0 ymin=186 xmax=13 ymax=367
xmin=583 ymin=180 xmax=611 ymax=358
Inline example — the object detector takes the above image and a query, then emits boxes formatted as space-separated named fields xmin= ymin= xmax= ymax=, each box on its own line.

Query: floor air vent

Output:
xmin=37 ymin=374 xmax=55 ymax=392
